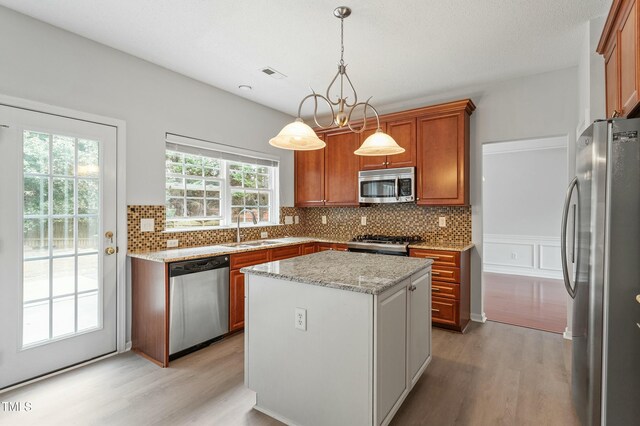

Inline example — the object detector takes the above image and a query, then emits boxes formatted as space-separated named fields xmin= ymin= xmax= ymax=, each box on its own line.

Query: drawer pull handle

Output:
xmin=426 ymin=256 xmax=440 ymax=260
xmin=432 ymin=271 xmax=441 ymax=276
xmin=432 ymin=308 xmax=440 ymax=313
xmin=432 ymin=287 xmax=441 ymax=291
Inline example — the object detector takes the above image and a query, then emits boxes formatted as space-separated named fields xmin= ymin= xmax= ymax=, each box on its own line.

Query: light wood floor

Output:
xmin=484 ymin=272 xmax=567 ymax=334
xmin=1 ymin=322 xmax=577 ymax=426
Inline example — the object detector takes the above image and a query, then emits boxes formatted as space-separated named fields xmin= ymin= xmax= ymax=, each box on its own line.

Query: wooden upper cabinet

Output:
xmin=386 ymin=118 xmax=416 ymax=168
xmin=324 ymin=130 xmax=359 ymax=206
xmin=359 ymin=122 xmax=388 ymax=171
xmin=416 ymin=100 xmax=473 ymax=206
xmin=598 ymin=0 xmax=640 ymax=118
xmin=294 ymin=135 xmax=325 ymax=207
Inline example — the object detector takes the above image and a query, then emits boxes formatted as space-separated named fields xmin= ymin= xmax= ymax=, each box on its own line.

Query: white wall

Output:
xmin=377 ymin=67 xmax=579 ymax=321
xmin=0 ymin=6 xmax=295 ymax=206
xmin=577 ymin=16 xmax=607 ymax=134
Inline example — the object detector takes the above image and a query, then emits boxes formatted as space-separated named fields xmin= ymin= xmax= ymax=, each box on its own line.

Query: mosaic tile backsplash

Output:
xmin=127 ymin=204 xmax=472 ymax=252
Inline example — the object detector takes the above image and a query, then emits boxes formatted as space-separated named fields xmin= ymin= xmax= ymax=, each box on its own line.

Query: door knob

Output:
xmin=105 ymin=247 xmax=116 ymax=255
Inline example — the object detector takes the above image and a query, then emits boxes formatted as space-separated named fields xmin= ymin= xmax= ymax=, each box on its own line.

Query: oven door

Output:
xmin=358 ymin=168 xmax=415 ymax=203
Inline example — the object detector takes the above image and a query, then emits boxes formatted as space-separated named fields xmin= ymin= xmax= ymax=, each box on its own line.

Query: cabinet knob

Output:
xmin=613 ymin=109 xmax=623 ymax=118
xmin=409 ymin=284 xmax=417 ymax=291
xmin=636 ymin=294 xmax=640 ymax=304
xmin=416 ymin=197 xmax=420 ymax=201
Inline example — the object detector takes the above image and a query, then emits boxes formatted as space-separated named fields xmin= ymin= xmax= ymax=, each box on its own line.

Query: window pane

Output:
xmin=186 ymin=179 xmax=204 ymax=197
xmin=78 ymin=216 xmax=99 ymax=253
xmin=245 ymin=192 xmax=257 ymax=206
xmin=77 ymin=291 xmax=99 ymax=331
xmin=52 ymin=296 xmax=75 ymax=338
xmin=23 ymin=300 xmax=49 ymax=345
xmin=230 ymin=171 xmax=242 ymax=187
xmin=166 ymin=178 xmax=184 ymax=197
xmin=78 ymin=179 xmax=99 ymax=214
xmin=206 ymin=199 xmax=220 ymax=216
xmin=52 ymin=135 xmax=75 ymax=176
xmin=186 ymin=199 xmax=204 ymax=217
xmin=232 ymin=191 xmax=244 ymax=205
xmin=23 ymin=259 xmax=49 ymax=302
xmin=78 ymin=254 xmax=99 ymax=292
xmin=244 ymin=173 xmax=257 ymax=188
xmin=77 ymin=139 xmax=100 ymax=177
xmin=259 ymin=192 xmax=269 ymax=206
xmin=205 ymin=180 xmax=221 ymax=198
xmin=257 ymin=166 xmax=268 ymax=174
xmin=24 ymin=218 xmax=49 ymax=258
xmin=167 ymin=162 xmax=183 ymax=174
xmin=52 ymin=218 xmax=74 ymax=255
xmin=257 ymin=174 xmax=269 ymax=189
xmin=166 ymin=151 xmax=182 ymax=163
xmin=52 ymin=257 xmax=75 ymax=297
xmin=203 ymin=158 xmax=220 ymax=168
xmin=167 ymin=198 xmax=184 ymax=218
xmin=24 ymin=176 xmax=49 ymax=216
xmin=52 ymin=178 xmax=74 ymax=215
xmin=204 ymin=167 xmax=220 ymax=178
xmin=259 ymin=208 xmax=270 ymax=222
xmin=23 ymin=131 xmax=49 ymax=175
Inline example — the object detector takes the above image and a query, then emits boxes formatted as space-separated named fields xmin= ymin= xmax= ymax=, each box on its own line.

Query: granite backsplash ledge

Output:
xmin=127 ymin=204 xmax=471 ymax=252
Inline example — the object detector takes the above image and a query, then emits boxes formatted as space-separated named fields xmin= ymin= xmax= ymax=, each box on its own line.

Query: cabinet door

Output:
xmin=376 ymin=284 xmax=408 ymax=425
xmin=409 ymin=271 xmax=431 ymax=387
xmin=294 ymin=142 xmax=325 ymax=207
xmin=606 ymin=41 xmax=620 ymax=119
xmin=302 ymin=243 xmax=317 ymax=254
xmin=417 ymin=113 xmax=468 ymax=205
xmin=359 ymin=122 xmax=388 ymax=170
xmin=270 ymin=244 xmax=302 ymax=261
xmin=324 ymin=130 xmax=359 ymax=206
xmin=386 ymin=118 xmax=417 ymax=168
xmin=620 ymin=1 xmax=639 ymax=116
xmin=229 ymin=269 xmax=245 ymax=332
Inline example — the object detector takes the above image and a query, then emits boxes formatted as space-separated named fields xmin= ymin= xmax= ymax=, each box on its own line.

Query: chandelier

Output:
xmin=269 ymin=6 xmax=405 ymax=156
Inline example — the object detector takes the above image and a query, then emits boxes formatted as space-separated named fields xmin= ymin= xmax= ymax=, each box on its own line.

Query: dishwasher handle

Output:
xmin=169 ymin=255 xmax=230 ymax=277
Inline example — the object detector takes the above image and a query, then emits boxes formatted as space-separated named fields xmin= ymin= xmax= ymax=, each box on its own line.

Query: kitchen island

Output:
xmin=241 ymin=251 xmax=433 ymax=426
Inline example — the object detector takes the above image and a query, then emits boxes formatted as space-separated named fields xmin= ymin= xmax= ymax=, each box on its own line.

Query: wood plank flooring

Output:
xmin=0 ymin=322 xmax=577 ymax=425
xmin=484 ymin=272 xmax=567 ymax=334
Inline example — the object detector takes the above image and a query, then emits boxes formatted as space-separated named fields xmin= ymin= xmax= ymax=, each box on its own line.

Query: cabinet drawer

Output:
xmin=431 ymin=266 xmax=460 ymax=283
xmin=432 ymin=281 xmax=459 ymax=300
xmin=317 ymin=243 xmax=348 ymax=252
xmin=409 ymin=249 xmax=460 ymax=267
xmin=230 ymin=249 xmax=270 ymax=269
xmin=432 ymin=297 xmax=458 ymax=326
xmin=271 ymin=244 xmax=303 ymax=261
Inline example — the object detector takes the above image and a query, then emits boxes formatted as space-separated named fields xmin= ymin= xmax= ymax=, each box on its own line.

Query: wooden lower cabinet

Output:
xmin=302 ymin=243 xmax=318 ymax=254
xmin=409 ymin=247 xmax=471 ymax=332
xmin=317 ymin=242 xmax=348 ymax=252
xmin=229 ymin=269 xmax=246 ymax=332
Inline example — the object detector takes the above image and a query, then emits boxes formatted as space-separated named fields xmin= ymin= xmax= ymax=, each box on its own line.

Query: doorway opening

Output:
xmin=482 ymin=136 xmax=568 ymax=333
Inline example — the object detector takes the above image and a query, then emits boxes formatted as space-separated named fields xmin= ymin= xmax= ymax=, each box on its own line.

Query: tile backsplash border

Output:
xmin=127 ymin=204 xmax=472 ymax=252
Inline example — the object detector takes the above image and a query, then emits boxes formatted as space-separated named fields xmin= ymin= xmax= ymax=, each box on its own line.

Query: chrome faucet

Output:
xmin=236 ymin=208 xmax=258 ymax=243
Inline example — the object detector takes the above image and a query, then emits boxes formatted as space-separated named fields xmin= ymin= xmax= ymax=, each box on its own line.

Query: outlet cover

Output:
xmin=321 ymin=215 xmax=327 ymax=225
xmin=361 ymin=216 xmax=367 ymax=226
xmin=284 ymin=215 xmax=294 ymax=225
xmin=294 ymin=215 xmax=299 ymax=224
xmin=140 ymin=218 xmax=155 ymax=232
xmin=260 ymin=231 xmax=268 ymax=238
xmin=166 ymin=239 xmax=179 ymax=248
xmin=438 ymin=217 xmax=447 ymax=227
xmin=295 ymin=308 xmax=307 ymax=331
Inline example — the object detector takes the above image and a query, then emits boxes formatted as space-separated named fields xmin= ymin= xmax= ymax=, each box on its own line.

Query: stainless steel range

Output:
xmin=347 ymin=234 xmax=423 ymax=256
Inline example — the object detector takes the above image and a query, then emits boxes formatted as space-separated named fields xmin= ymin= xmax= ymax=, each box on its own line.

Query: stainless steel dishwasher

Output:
xmin=168 ymin=255 xmax=229 ymax=359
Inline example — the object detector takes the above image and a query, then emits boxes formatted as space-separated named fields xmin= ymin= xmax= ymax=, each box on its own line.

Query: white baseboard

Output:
xmin=125 ymin=341 xmax=132 ymax=351
xmin=563 ymin=327 xmax=573 ymax=340
xmin=483 ymin=265 xmax=563 ymax=280
xmin=471 ymin=312 xmax=487 ymax=323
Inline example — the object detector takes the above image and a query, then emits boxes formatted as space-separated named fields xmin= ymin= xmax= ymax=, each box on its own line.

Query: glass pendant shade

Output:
xmin=269 ymin=118 xmax=326 ymax=151
xmin=354 ymin=129 xmax=405 ymax=156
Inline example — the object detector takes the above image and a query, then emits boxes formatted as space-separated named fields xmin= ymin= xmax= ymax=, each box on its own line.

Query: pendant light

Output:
xmin=269 ymin=6 xmax=404 ymax=157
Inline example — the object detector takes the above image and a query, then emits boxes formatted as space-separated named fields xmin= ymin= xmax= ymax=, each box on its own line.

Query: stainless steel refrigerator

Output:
xmin=561 ymin=118 xmax=640 ymax=425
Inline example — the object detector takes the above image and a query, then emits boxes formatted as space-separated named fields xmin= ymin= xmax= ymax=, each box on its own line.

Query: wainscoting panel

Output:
xmin=483 ymin=234 xmax=562 ymax=279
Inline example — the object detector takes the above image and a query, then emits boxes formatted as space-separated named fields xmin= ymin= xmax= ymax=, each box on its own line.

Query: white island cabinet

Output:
xmin=242 ymin=251 xmax=432 ymax=426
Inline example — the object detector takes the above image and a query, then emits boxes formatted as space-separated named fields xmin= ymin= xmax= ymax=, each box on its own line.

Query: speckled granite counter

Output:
xmin=241 ymin=250 xmax=432 ymax=295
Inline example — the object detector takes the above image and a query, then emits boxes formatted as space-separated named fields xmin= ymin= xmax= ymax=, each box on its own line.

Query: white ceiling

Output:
xmin=0 ymin=0 xmax=611 ymax=116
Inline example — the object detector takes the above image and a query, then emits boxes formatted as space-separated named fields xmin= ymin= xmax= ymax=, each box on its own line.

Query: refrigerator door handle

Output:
xmin=561 ymin=177 xmax=578 ymax=299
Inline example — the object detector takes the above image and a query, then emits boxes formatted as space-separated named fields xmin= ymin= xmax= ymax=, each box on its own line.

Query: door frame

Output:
xmin=0 ymin=93 xmax=128 ymax=354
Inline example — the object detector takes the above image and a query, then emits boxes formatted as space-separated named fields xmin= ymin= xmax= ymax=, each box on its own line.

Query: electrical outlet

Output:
xmin=295 ymin=308 xmax=307 ymax=331
xmin=284 ymin=215 xmax=294 ymax=225
xmin=438 ymin=217 xmax=446 ymax=227
xmin=260 ymin=231 xmax=268 ymax=239
xmin=361 ymin=216 xmax=367 ymax=226
xmin=511 ymin=252 xmax=518 ymax=260
xmin=140 ymin=218 xmax=155 ymax=232
xmin=166 ymin=239 xmax=179 ymax=248
xmin=294 ymin=215 xmax=299 ymax=224
xmin=321 ymin=216 xmax=327 ymax=225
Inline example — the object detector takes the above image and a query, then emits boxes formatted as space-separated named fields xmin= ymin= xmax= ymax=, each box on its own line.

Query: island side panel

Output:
xmin=245 ymin=274 xmax=374 ymax=426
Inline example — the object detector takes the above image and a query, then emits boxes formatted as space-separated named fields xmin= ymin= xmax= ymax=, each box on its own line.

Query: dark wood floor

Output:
xmin=1 ymin=322 xmax=577 ymax=426
xmin=484 ymin=272 xmax=567 ymax=334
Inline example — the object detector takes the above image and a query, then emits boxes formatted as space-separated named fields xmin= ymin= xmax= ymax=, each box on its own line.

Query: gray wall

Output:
xmin=0 ymin=6 xmax=295 ymax=207
xmin=483 ymin=147 xmax=567 ymax=236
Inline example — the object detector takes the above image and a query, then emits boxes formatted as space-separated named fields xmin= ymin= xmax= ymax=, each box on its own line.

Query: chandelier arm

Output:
xmin=325 ymin=68 xmax=343 ymax=106
xmin=296 ymin=92 xmax=336 ymax=129
xmin=342 ymin=70 xmax=359 ymax=108
xmin=347 ymin=98 xmax=381 ymax=134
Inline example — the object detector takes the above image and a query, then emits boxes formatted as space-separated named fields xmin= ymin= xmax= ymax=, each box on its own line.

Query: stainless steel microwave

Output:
xmin=358 ymin=167 xmax=415 ymax=203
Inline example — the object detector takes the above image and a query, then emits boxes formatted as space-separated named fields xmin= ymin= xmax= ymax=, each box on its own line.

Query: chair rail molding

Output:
xmin=482 ymin=234 xmax=562 ymax=279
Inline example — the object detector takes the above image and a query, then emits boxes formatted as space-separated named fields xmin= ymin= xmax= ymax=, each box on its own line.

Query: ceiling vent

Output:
xmin=261 ymin=67 xmax=287 ymax=79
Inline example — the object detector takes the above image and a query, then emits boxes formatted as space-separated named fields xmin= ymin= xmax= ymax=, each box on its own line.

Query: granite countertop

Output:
xmin=128 ymin=236 xmax=474 ymax=263
xmin=240 ymin=251 xmax=433 ymax=295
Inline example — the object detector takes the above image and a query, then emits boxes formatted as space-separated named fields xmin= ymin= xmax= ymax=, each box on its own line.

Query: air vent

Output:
xmin=261 ymin=67 xmax=287 ymax=79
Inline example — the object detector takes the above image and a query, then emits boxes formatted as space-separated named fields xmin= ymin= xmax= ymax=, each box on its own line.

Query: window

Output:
xmin=165 ymin=136 xmax=278 ymax=230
